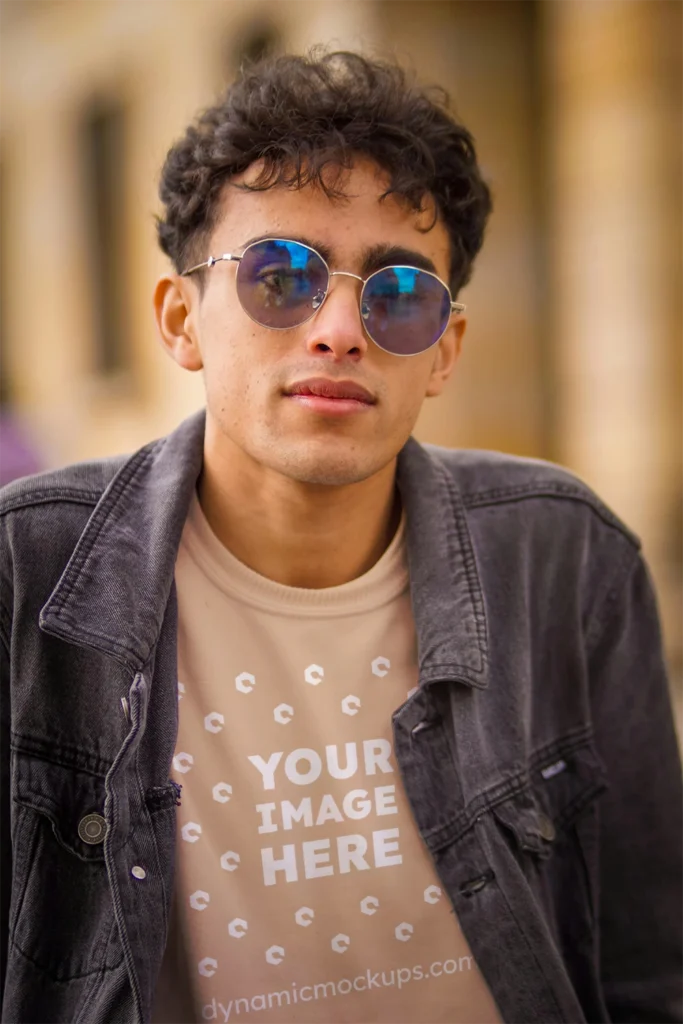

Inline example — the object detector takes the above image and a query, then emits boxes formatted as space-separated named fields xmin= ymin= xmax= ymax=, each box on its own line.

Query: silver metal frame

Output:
xmin=182 ymin=238 xmax=466 ymax=356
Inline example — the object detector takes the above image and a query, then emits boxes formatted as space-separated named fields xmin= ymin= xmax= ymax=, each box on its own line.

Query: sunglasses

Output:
xmin=181 ymin=238 xmax=465 ymax=357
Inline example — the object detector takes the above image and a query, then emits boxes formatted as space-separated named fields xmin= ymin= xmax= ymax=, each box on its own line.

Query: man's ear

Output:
xmin=153 ymin=274 xmax=203 ymax=372
xmin=425 ymin=317 xmax=466 ymax=398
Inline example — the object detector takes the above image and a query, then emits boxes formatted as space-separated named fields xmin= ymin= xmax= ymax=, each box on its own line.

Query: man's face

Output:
xmin=160 ymin=159 xmax=463 ymax=487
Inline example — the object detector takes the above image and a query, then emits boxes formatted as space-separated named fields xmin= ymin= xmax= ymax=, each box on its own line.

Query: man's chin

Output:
xmin=279 ymin=458 xmax=378 ymax=488
xmin=271 ymin=442 xmax=387 ymax=488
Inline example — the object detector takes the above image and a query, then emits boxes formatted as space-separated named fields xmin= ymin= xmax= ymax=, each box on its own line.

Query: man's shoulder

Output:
xmin=0 ymin=455 xmax=127 ymax=517
xmin=423 ymin=442 xmax=640 ymax=548
xmin=0 ymin=457 xmax=134 ymax=627
xmin=0 ymin=410 xmax=205 ymax=522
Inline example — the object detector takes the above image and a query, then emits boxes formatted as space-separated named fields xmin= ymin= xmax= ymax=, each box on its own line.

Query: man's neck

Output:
xmin=197 ymin=443 xmax=401 ymax=590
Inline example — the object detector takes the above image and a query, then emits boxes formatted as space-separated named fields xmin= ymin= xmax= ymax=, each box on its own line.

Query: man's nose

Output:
xmin=303 ymin=275 xmax=369 ymax=361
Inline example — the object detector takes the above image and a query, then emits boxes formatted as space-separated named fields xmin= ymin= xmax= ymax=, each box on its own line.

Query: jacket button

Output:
xmin=78 ymin=813 xmax=107 ymax=845
xmin=538 ymin=813 xmax=556 ymax=842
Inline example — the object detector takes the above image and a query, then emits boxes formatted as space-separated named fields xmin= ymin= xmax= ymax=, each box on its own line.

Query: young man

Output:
xmin=0 ymin=51 xmax=680 ymax=1024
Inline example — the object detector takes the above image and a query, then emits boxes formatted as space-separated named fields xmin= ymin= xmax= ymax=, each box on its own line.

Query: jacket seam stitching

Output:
xmin=136 ymin=760 xmax=169 ymax=937
xmin=463 ymin=487 xmax=639 ymax=545
xmin=420 ymin=667 xmax=484 ymax=685
xmin=74 ymin=914 xmax=123 ymax=1023
xmin=483 ymin=860 xmax=569 ymax=1019
xmin=0 ymin=490 xmax=103 ymax=515
xmin=7 ymin=810 xmax=41 ymax=956
xmin=438 ymin=462 xmax=488 ymax=668
xmin=584 ymin=543 xmax=640 ymax=656
xmin=528 ymin=725 xmax=597 ymax=773
xmin=10 ymin=735 xmax=113 ymax=777
xmin=47 ymin=447 xmax=157 ymax=617
xmin=0 ymin=612 xmax=10 ymax=665
xmin=11 ymin=936 xmax=112 ymax=981
xmin=37 ymin=614 xmax=141 ymax=667
xmin=426 ymin=724 xmax=597 ymax=847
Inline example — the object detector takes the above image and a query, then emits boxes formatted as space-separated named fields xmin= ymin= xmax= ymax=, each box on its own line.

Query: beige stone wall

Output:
xmin=0 ymin=0 xmax=380 ymax=462
xmin=380 ymin=0 xmax=546 ymax=457
xmin=542 ymin=0 xmax=682 ymax=672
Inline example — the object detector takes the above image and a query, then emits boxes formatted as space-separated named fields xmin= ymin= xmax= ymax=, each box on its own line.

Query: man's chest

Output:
xmin=156 ymin=567 xmax=499 ymax=1023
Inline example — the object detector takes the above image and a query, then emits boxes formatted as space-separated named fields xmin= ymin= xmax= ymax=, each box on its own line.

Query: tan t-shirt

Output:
xmin=153 ymin=495 xmax=500 ymax=1024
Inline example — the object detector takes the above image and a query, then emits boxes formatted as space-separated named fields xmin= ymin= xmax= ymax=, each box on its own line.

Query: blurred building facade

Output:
xmin=0 ymin=0 xmax=681 ymax=680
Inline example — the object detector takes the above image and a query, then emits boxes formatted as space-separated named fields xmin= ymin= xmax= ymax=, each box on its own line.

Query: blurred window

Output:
xmin=81 ymin=99 xmax=128 ymax=377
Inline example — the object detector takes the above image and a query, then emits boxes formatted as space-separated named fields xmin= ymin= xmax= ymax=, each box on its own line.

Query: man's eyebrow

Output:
xmin=238 ymin=234 xmax=334 ymax=264
xmin=360 ymin=244 xmax=438 ymax=278
xmin=237 ymin=235 xmax=439 ymax=277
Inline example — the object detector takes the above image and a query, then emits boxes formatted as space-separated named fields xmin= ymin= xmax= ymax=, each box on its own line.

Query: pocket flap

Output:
xmin=14 ymin=753 xmax=110 ymax=861
xmin=492 ymin=738 xmax=607 ymax=857
xmin=493 ymin=789 xmax=552 ymax=856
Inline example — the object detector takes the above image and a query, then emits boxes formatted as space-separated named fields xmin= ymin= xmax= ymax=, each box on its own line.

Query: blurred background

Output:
xmin=0 ymin=0 xmax=681 ymax=705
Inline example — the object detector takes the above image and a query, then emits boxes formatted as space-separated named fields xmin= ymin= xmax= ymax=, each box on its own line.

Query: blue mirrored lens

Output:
xmin=237 ymin=240 xmax=328 ymax=328
xmin=362 ymin=267 xmax=451 ymax=355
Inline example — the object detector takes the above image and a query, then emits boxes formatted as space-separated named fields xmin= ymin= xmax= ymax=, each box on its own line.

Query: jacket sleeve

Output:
xmin=588 ymin=549 xmax=682 ymax=1023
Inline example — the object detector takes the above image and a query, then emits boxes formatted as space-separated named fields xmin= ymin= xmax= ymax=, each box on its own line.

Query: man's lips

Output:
xmin=284 ymin=378 xmax=376 ymax=404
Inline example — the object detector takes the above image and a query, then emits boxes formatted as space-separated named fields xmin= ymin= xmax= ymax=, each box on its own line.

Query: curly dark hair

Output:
xmin=157 ymin=50 xmax=492 ymax=294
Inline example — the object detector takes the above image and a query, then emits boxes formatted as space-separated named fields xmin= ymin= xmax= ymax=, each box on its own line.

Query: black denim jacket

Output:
xmin=1 ymin=410 xmax=681 ymax=1024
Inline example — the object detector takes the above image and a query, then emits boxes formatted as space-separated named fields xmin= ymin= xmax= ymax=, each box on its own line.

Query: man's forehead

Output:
xmin=213 ymin=167 xmax=450 ymax=274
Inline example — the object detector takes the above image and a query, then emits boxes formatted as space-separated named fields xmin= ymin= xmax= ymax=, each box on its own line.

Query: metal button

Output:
xmin=78 ymin=813 xmax=107 ymax=845
xmin=538 ymin=813 xmax=556 ymax=842
xmin=131 ymin=865 xmax=146 ymax=880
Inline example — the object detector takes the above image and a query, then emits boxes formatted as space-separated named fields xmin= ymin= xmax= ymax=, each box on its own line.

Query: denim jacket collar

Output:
xmin=39 ymin=409 xmax=489 ymax=689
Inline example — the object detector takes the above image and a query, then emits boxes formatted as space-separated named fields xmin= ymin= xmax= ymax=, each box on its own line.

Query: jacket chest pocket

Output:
xmin=491 ymin=737 xmax=607 ymax=926
xmin=10 ymin=752 xmax=125 ymax=982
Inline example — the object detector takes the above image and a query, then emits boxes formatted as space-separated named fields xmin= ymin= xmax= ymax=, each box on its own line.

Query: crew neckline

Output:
xmin=178 ymin=491 xmax=409 ymax=617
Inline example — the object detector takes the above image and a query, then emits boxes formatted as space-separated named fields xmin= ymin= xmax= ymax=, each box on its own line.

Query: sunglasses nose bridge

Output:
xmin=306 ymin=267 xmax=361 ymax=307
xmin=328 ymin=270 xmax=364 ymax=284
xmin=316 ymin=269 xmax=366 ymax=315
xmin=317 ymin=270 xmax=370 ymax=327
xmin=305 ymin=269 xmax=371 ymax=357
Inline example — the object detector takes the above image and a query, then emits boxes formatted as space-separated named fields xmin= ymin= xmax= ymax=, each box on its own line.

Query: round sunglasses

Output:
xmin=181 ymin=238 xmax=465 ymax=357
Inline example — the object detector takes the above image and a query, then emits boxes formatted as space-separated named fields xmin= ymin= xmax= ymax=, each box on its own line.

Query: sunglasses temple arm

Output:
xmin=181 ymin=254 xmax=242 ymax=277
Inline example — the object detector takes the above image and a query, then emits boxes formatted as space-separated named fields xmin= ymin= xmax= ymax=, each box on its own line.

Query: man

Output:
xmin=0 ymin=51 xmax=680 ymax=1024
